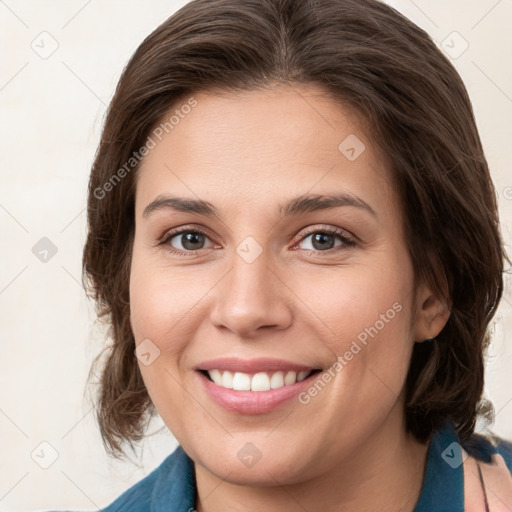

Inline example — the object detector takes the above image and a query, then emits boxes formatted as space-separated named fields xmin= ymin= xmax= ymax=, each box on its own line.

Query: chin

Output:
xmin=193 ymin=442 xmax=316 ymax=487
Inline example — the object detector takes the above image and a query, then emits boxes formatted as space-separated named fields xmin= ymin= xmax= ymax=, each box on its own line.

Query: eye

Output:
xmin=159 ymin=227 xmax=216 ymax=254
xmin=158 ymin=225 xmax=356 ymax=256
xmin=296 ymin=226 xmax=356 ymax=252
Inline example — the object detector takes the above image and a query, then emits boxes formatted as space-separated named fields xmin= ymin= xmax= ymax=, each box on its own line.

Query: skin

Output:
xmin=463 ymin=450 xmax=512 ymax=510
xmin=129 ymin=84 xmax=450 ymax=512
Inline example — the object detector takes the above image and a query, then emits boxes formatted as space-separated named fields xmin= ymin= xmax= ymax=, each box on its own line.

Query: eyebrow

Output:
xmin=142 ymin=193 xmax=377 ymax=219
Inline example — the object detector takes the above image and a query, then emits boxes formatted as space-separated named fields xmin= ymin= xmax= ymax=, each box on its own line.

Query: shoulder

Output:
xmin=463 ymin=430 xmax=512 ymax=471
xmin=101 ymin=447 xmax=183 ymax=511
xmin=462 ymin=432 xmax=512 ymax=511
xmin=102 ymin=444 xmax=195 ymax=512
xmin=104 ymin=446 xmax=195 ymax=512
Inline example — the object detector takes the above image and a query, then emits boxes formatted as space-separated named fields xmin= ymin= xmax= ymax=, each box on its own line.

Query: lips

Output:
xmin=195 ymin=357 xmax=319 ymax=374
xmin=194 ymin=357 xmax=325 ymax=414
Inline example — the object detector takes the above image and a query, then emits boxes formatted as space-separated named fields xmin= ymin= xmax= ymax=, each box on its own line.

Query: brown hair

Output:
xmin=83 ymin=0 xmax=505 ymax=457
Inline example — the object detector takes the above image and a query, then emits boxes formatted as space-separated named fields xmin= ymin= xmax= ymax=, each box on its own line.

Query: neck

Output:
xmin=194 ymin=411 xmax=429 ymax=512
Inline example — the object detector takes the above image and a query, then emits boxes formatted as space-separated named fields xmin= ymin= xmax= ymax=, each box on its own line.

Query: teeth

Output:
xmin=205 ymin=369 xmax=313 ymax=391
xmin=251 ymin=372 xmax=270 ymax=391
xmin=209 ymin=369 xmax=223 ymax=386
xmin=233 ymin=372 xmax=251 ymax=390
xmin=297 ymin=370 xmax=309 ymax=382
xmin=270 ymin=371 xmax=284 ymax=389
xmin=221 ymin=370 xmax=233 ymax=389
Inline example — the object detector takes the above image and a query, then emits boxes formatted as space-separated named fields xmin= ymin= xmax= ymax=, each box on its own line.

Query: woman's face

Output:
xmin=129 ymin=85 xmax=443 ymax=485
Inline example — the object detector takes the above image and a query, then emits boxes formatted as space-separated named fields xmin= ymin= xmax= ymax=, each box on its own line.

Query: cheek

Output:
xmin=294 ymin=258 xmax=412 ymax=341
xmin=129 ymin=252 xmax=204 ymax=439
xmin=129 ymin=236 xmax=207 ymax=330
xmin=290 ymin=253 xmax=415 ymax=395
xmin=129 ymin=259 xmax=201 ymax=360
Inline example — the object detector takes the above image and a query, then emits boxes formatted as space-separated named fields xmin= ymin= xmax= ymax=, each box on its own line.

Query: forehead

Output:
xmin=141 ymin=85 xmax=367 ymax=167
xmin=135 ymin=85 xmax=396 ymax=218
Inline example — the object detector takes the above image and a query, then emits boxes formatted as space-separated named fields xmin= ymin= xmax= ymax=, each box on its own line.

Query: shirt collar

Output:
xmin=413 ymin=419 xmax=464 ymax=511
xmin=151 ymin=445 xmax=196 ymax=512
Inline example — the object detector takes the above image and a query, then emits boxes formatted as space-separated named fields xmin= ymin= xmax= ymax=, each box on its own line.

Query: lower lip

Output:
xmin=196 ymin=370 xmax=319 ymax=414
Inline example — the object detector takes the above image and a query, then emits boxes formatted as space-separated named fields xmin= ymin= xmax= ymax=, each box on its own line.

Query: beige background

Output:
xmin=0 ymin=0 xmax=511 ymax=510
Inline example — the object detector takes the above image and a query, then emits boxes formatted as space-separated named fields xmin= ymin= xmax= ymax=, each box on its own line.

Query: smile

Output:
xmin=201 ymin=369 xmax=319 ymax=391
xmin=196 ymin=368 xmax=323 ymax=414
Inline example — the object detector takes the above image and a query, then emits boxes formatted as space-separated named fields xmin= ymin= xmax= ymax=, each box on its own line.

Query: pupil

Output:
xmin=312 ymin=233 xmax=334 ymax=250
xmin=182 ymin=232 xmax=204 ymax=250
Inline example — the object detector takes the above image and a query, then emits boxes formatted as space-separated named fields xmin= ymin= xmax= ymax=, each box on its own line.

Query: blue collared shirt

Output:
xmin=80 ymin=420 xmax=512 ymax=511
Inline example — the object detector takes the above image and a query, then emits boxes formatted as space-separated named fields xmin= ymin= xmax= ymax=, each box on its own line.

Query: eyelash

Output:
xmin=158 ymin=224 xmax=357 ymax=257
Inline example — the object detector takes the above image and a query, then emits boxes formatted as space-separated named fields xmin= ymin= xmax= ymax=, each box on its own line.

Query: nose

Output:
xmin=209 ymin=250 xmax=293 ymax=338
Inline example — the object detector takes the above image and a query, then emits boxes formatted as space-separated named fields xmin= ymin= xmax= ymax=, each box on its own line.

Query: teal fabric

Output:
xmin=413 ymin=420 xmax=465 ymax=511
xmin=63 ymin=420 xmax=512 ymax=511
xmin=414 ymin=419 xmax=512 ymax=511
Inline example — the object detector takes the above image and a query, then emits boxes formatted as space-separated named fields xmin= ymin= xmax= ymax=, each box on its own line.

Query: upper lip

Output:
xmin=196 ymin=357 xmax=320 ymax=374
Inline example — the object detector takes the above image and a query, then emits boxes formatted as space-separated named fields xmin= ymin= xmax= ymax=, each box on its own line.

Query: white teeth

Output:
xmin=251 ymin=372 xmax=270 ymax=391
xmin=209 ymin=369 xmax=223 ymax=386
xmin=270 ymin=371 xmax=284 ymax=389
xmin=284 ymin=371 xmax=297 ymax=385
xmin=221 ymin=370 xmax=234 ymax=389
xmin=233 ymin=372 xmax=251 ymax=390
xmin=205 ymin=369 xmax=313 ymax=391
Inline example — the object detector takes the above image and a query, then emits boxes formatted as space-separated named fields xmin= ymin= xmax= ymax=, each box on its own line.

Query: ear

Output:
xmin=413 ymin=281 xmax=451 ymax=342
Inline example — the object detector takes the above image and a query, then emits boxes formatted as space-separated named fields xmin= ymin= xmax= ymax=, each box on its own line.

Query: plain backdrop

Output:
xmin=1 ymin=1 xmax=511 ymax=510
